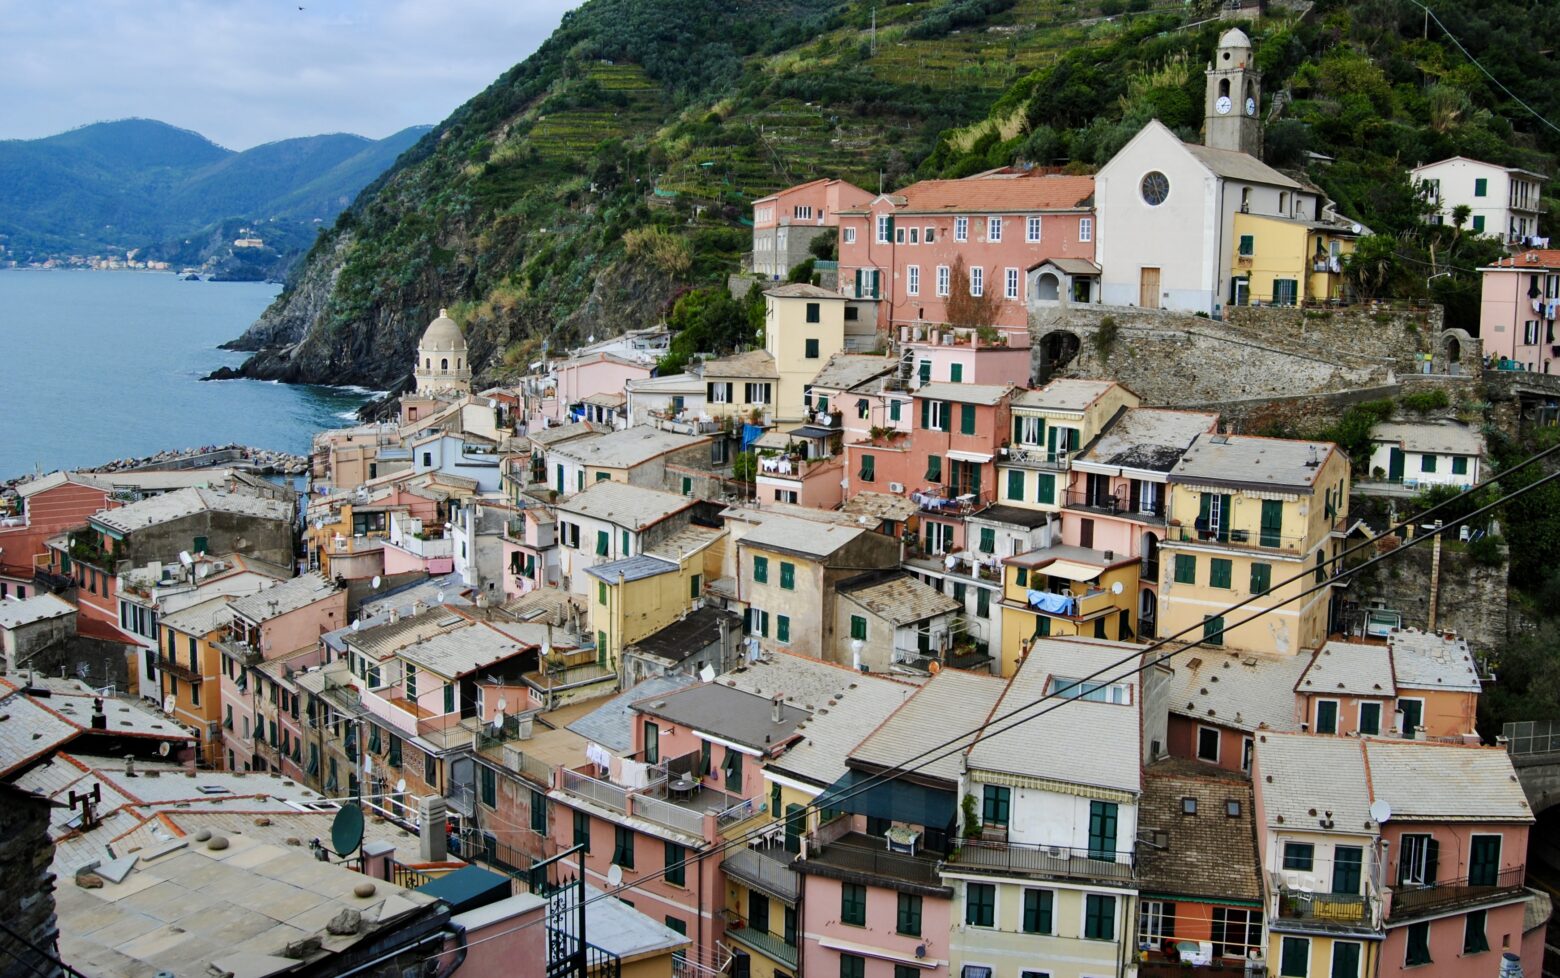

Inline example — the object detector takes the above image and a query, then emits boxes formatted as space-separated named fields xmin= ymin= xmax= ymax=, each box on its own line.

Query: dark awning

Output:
xmin=814 ymin=769 xmax=956 ymax=828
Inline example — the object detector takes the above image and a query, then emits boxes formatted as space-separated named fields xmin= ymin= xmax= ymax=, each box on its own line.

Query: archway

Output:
xmin=1036 ymin=273 xmax=1061 ymax=302
xmin=1036 ymin=330 xmax=1081 ymax=384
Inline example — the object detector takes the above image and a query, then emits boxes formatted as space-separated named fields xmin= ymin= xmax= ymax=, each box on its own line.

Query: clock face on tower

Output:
xmin=1246 ymin=96 xmax=1257 ymax=116
xmin=1216 ymin=95 xmax=1232 ymax=115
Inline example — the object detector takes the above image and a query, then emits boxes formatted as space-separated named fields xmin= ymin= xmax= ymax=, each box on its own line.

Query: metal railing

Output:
xmin=1387 ymin=865 xmax=1526 ymax=921
xmin=1064 ymin=489 xmax=1164 ymax=518
xmin=722 ymin=845 xmax=800 ymax=903
xmin=562 ymin=768 xmax=628 ymax=813
xmin=915 ymin=486 xmax=994 ymax=517
xmin=391 ymin=861 xmax=434 ymax=889
xmin=1002 ymin=444 xmax=1076 ymax=470
xmin=1167 ymin=523 xmax=1309 ymax=553
xmin=716 ymin=797 xmax=758 ymax=828
xmin=1503 ymin=720 xmax=1560 ymax=756
xmin=633 ymin=792 xmax=706 ymax=837
xmin=948 ymin=838 xmax=1135 ymax=882
xmin=1273 ymin=879 xmax=1374 ymax=927
xmin=723 ymin=925 xmax=798 ymax=971
xmin=802 ymin=832 xmax=942 ymax=886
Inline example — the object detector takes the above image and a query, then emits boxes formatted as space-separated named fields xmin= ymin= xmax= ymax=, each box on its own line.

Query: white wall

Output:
xmin=1366 ymin=443 xmax=1480 ymax=489
xmin=1001 ymin=782 xmax=1139 ymax=863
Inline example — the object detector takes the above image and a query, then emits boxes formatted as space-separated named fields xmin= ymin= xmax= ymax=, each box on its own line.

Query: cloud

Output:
xmin=0 ymin=0 xmax=579 ymax=149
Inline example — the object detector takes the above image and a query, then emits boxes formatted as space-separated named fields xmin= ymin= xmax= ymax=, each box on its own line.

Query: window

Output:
xmin=977 ymin=588 xmax=990 ymax=618
xmin=691 ymin=574 xmax=702 ymax=600
xmin=1203 ymin=615 xmax=1225 ymax=646
xmin=1469 ymin=834 xmax=1501 ymax=886
xmin=1332 ymin=845 xmax=1362 ymax=894
xmin=1210 ymin=558 xmax=1232 ymax=589
xmin=978 ymin=526 xmax=995 ymax=553
xmin=841 ymin=883 xmax=867 ymax=925
xmin=1399 ymin=833 xmax=1438 ymax=886
xmin=954 ymin=216 xmax=968 ymax=242
xmin=1005 ymin=267 xmax=1020 ymax=300
xmin=1140 ymin=171 xmax=1170 ymax=206
xmin=843 ymin=227 xmax=857 ymax=244
xmin=926 ymin=455 xmax=942 ymax=482
xmin=596 ymin=530 xmax=609 ymax=556
xmin=1279 ymin=936 xmax=1310 ymax=977
xmin=1473 ymin=215 xmax=1486 ymax=232
xmin=1405 ymin=921 xmax=1432 ymax=966
xmin=908 ymin=227 xmax=919 ymax=244
xmin=987 ymin=216 xmax=1002 ymax=242
xmin=780 ymin=562 xmax=795 ymax=590
xmin=1283 ymin=842 xmax=1315 ymax=871
xmin=969 ymin=266 xmax=984 ymax=296
xmin=1007 ymin=470 xmax=1025 ymax=501
xmin=665 ymin=841 xmax=686 ymax=886
xmin=190 ymin=682 xmax=199 ymax=706
xmin=876 ymin=215 xmax=892 ymax=243
xmin=1174 ymin=554 xmax=1196 ymax=584
xmin=806 ymin=338 xmax=820 ymax=359
xmin=406 ymin=663 xmax=418 ymax=701
xmin=960 ymin=403 xmax=976 ymax=435
xmin=805 ymin=302 xmax=821 ymax=324
xmin=936 ymin=265 xmax=950 ymax=296
xmin=643 ymin=721 xmax=660 ymax=764
xmin=573 ymin=810 xmax=590 ymax=852
xmin=1332 ymin=941 xmax=1362 ymax=977
xmin=1250 ymin=562 xmax=1271 ymax=595
xmin=1359 ymin=701 xmax=1381 ymax=736
xmin=982 ymin=784 xmax=1010 ymax=826
xmin=850 ymin=615 xmax=867 ymax=641
xmin=754 ymin=555 xmax=768 ymax=584
xmin=1212 ymin=906 xmax=1261 ymax=959
xmin=950 ymin=363 xmax=963 ymax=383
xmin=1036 ymin=472 xmax=1055 ymax=505
xmin=1088 ymin=800 xmax=1118 ymax=861
xmin=897 ymin=893 xmax=922 ymax=936
xmin=777 ymin=615 xmax=791 ymax=644
xmin=907 ymin=265 xmax=920 ymax=296
xmin=840 ymin=954 xmax=865 ymax=978
xmin=530 ymin=789 xmax=549 ymax=833
xmin=895 ymin=968 xmax=920 ymax=978
xmin=723 ymin=748 xmax=743 ymax=792
xmin=922 ymin=400 xmax=950 ymax=431
xmin=613 ymin=826 xmax=635 ymax=868
xmin=1474 ymin=177 xmax=1488 ymax=197
xmin=1026 ymin=215 xmax=1042 ymax=242
xmin=1083 ymin=894 xmax=1115 ymax=940
xmin=1463 ymin=909 xmax=1489 ymax=954
xmin=1421 ymin=454 xmax=1437 ymax=473
xmin=1197 ymin=726 xmax=1221 ymax=762
xmin=480 ymin=765 xmax=496 ymax=808
xmin=1316 ymin=700 xmax=1339 ymax=735
xmin=1022 ymin=889 xmax=1053 ymax=934
xmin=1079 ymin=217 xmax=1092 ymax=242
xmin=1452 ymin=455 xmax=1469 ymax=475
xmin=896 ymin=227 xmax=905 ymax=244
xmin=859 ymin=454 xmax=875 ymax=482
xmin=1239 ymin=234 xmax=1255 ymax=257
xmin=966 ymin=882 xmax=995 ymax=927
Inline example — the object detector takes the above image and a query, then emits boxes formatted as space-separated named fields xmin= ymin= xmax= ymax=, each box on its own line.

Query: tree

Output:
xmin=943 ymin=255 xmax=1001 ymax=328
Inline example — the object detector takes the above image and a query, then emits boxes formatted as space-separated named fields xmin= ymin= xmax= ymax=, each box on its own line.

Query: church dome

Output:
xmin=1218 ymin=27 xmax=1252 ymax=52
xmin=420 ymin=308 xmax=465 ymax=353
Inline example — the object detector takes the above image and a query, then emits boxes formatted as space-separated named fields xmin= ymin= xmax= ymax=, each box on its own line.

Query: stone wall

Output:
xmin=0 ymin=786 xmax=60 ymax=978
xmin=1350 ymin=538 xmax=1509 ymax=653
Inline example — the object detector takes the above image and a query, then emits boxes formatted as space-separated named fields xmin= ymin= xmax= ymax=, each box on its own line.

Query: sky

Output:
xmin=0 ymin=0 xmax=581 ymax=150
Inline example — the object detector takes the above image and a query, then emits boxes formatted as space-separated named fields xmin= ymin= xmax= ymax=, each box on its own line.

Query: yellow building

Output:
xmin=1231 ymin=213 xmax=1359 ymax=306
xmin=763 ymin=283 xmax=848 ymax=425
xmin=158 ymin=595 xmax=234 ymax=766
xmin=1158 ymin=434 xmax=1349 ymax=657
xmin=999 ymin=549 xmax=1140 ymax=676
xmin=587 ymin=527 xmax=723 ymax=670
xmin=699 ymin=348 xmax=780 ymax=427
xmin=998 ymin=380 xmax=1140 ymax=510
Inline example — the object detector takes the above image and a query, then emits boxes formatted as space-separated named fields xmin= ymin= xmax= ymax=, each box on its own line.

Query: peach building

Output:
xmin=1478 ymin=249 xmax=1560 ymax=372
xmin=837 ymin=169 xmax=1095 ymax=337
xmin=752 ymin=177 xmax=872 ymax=279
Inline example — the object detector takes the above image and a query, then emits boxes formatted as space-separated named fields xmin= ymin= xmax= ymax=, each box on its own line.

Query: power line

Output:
xmin=418 ymin=444 xmax=1560 ymax=960
xmin=1406 ymin=0 xmax=1560 ymax=137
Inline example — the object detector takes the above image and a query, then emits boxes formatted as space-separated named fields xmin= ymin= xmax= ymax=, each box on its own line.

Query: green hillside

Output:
xmin=225 ymin=0 xmax=1559 ymax=389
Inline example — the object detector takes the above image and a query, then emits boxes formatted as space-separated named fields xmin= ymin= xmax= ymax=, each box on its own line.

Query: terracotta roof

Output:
xmin=1484 ymin=249 xmax=1560 ymax=270
xmin=1136 ymin=758 xmax=1262 ymax=903
xmin=887 ymin=173 xmax=1095 ymax=214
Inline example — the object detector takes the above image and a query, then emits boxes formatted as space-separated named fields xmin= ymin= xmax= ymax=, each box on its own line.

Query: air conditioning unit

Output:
xmin=889 ymin=482 xmax=905 ymax=493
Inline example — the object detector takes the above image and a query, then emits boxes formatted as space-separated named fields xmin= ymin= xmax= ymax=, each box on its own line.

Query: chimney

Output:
xmin=772 ymin=694 xmax=784 ymax=723
xmin=475 ymin=592 xmax=489 ymax=610
xmin=91 ymin=698 xmax=107 ymax=730
xmin=413 ymin=599 xmax=428 ymax=615
xmin=418 ymin=795 xmax=448 ymax=862
xmin=124 ymin=757 xmax=136 ymax=777
xmin=388 ymin=607 xmax=401 ymax=624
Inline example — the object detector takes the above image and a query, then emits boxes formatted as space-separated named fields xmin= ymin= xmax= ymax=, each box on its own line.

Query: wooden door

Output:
xmin=1139 ymin=267 xmax=1161 ymax=309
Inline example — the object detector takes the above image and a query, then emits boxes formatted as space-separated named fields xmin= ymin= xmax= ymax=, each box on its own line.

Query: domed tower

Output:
xmin=1204 ymin=27 xmax=1262 ymax=157
xmin=414 ymin=308 xmax=471 ymax=393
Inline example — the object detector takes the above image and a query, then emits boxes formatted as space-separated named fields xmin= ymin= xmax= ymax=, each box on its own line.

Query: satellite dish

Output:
xmin=1370 ymin=800 xmax=1392 ymax=824
xmin=698 ymin=665 xmax=716 ymax=682
xmin=395 ymin=778 xmax=407 ymax=793
xmin=1111 ymin=581 xmax=1124 ymax=595
xmin=492 ymin=708 xmax=505 ymax=731
xmin=331 ymin=803 xmax=366 ymax=856
xmin=351 ymin=620 xmax=361 ymax=632
xmin=435 ymin=592 xmax=445 ymax=604
xmin=179 ymin=551 xmax=193 ymax=566
xmin=606 ymin=864 xmax=623 ymax=887
xmin=162 ymin=696 xmax=176 ymax=714
xmin=371 ymin=576 xmax=382 ymax=590
xmin=1351 ymin=223 xmax=1363 ymax=234
xmin=158 ymin=741 xmax=171 ymax=757
xmin=495 ymin=697 xmax=508 ymax=713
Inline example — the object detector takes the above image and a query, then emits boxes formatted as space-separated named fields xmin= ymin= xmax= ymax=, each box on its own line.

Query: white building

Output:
xmin=1411 ymin=156 xmax=1547 ymax=246
xmin=414 ymin=308 xmax=472 ymax=393
xmin=1367 ymin=419 xmax=1484 ymax=490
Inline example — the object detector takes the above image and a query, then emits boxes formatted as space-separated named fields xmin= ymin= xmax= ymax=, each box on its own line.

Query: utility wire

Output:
xmin=416 ymin=443 xmax=1560 ymax=959
xmin=1406 ymin=0 xmax=1560 ymax=137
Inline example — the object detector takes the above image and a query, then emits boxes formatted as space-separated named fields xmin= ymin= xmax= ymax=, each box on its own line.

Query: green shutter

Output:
xmin=1210 ymin=558 xmax=1232 ymax=589
xmin=926 ymin=455 xmax=942 ymax=482
xmin=1036 ymin=472 xmax=1055 ymax=504
xmin=950 ymin=363 xmax=963 ymax=383
xmin=1260 ymin=499 xmax=1283 ymax=547
xmin=919 ymin=398 xmax=930 ymax=429
xmin=1007 ymin=470 xmax=1024 ymax=500
xmin=979 ymin=527 xmax=995 ymax=553
xmin=780 ymin=562 xmax=795 ymax=590
xmin=960 ymin=403 xmax=975 ymax=435
xmin=1250 ymin=563 xmax=1271 ymax=594
xmin=850 ymin=615 xmax=867 ymax=641
xmin=596 ymin=530 xmax=609 ymax=556
xmin=1204 ymin=615 xmax=1225 ymax=645
xmin=1174 ymin=554 xmax=1196 ymax=584
xmin=940 ymin=402 xmax=951 ymax=432
xmin=777 ymin=615 xmax=790 ymax=643
xmin=754 ymin=555 xmax=768 ymax=583
xmin=890 ymin=400 xmax=902 ymax=422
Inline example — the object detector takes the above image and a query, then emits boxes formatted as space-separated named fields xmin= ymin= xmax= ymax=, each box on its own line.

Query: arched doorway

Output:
xmin=1037 ymin=330 xmax=1082 ymax=384
xmin=1036 ymin=273 xmax=1061 ymax=302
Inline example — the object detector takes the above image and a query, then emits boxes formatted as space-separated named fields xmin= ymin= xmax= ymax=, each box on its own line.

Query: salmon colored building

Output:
xmin=0 ymin=472 xmax=114 ymax=599
xmin=1477 ymin=249 xmax=1560 ymax=373
xmin=752 ymin=177 xmax=873 ymax=279
xmin=837 ymin=169 xmax=1096 ymax=337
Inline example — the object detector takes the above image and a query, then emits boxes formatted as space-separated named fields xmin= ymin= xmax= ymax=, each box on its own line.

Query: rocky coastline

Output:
xmin=3 ymin=444 xmax=308 ymax=492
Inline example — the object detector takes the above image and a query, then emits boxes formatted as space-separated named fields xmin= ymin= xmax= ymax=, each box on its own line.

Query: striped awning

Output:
xmin=972 ymin=769 xmax=1135 ymax=804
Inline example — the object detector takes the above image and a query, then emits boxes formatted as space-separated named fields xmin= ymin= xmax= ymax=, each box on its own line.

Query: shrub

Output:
xmin=1094 ymin=316 xmax=1120 ymax=360
xmin=1400 ymin=389 xmax=1450 ymax=413
xmin=622 ymin=226 xmax=692 ymax=276
xmin=1466 ymin=533 xmax=1505 ymax=567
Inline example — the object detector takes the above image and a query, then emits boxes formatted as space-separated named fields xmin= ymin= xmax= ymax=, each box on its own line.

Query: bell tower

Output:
xmin=1204 ymin=28 xmax=1262 ymax=157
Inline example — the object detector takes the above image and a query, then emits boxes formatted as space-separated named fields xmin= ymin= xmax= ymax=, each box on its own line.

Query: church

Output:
xmin=1095 ymin=28 xmax=1362 ymax=315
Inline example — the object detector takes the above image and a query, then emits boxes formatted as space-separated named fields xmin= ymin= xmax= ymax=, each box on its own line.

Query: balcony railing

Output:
xmin=724 ymin=925 xmax=798 ymax=971
xmin=915 ymin=486 xmax=994 ymax=517
xmin=158 ymin=659 xmax=203 ymax=684
xmin=1063 ymin=489 xmax=1164 ymax=519
xmin=800 ymin=831 xmax=944 ymax=887
xmin=1274 ymin=880 xmax=1374 ymax=928
xmin=1167 ymin=523 xmax=1308 ymax=554
xmin=1001 ymin=444 xmax=1076 ymax=471
xmin=633 ymin=792 xmax=706 ymax=837
xmin=562 ymin=768 xmax=628 ymax=813
xmin=1387 ymin=865 xmax=1526 ymax=921
xmin=723 ymin=844 xmax=800 ymax=903
xmin=1015 ymin=587 xmax=1116 ymax=620
xmin=947 ymin=838 xmax=1135 ymax=883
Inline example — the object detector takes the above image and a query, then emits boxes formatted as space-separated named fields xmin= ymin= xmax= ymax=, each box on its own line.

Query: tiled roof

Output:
xmin=1077 ymin=408 xmax=1218 ymax=473
xmin=525 ymin=421 xmax=601 ymax=448
xmin=584 ymin=554 xmax=678 ymax=583
xmin=0 ymin=681 xmax=82 ymax=777
xmin=646 ymin=523 xmax=724 ymax=561
xmin=764 ymin=282 xmax=843 ymax=299
xmin=1298 ymin=642 xmax=1397 ymax=698
xmin=0 ymin=593 xmax=76 ymax=629
xmin=914 ymin=381 xmax=1012 ymax=406
xmin=1364 ymin=741 xmax=1532 ymax=822
xmin=747 ymin=666 xmax=917 ymax=788
xmin=90 ymin=487 xmax=293 ymax=534
xmin=552 ymin=426 xmax=708 ymax=469
xmin=967 ymin=638 xmax=1141 ymax=793
xmin=1389 ymin=629 xmax=1482 ymax=692
xmin=227 ymin=571 xmax=338 ymax=623
xmin=1012 ymin=379 xmax=1120 ymax=412
xmin=838 ymin=572 xmax=959 ymax=626
xmin=556 ymin=480 xmax=696 ymax=530
xmin=1165 ymin=648 xmax=1308 ymax=733
xmin=398 ymin=622 xmax=530 ymax=680
xmin=1254 ymin=732 xmax=1374 ymax=832
xmin=851 ymin=669 xmax=1007 ymax=784
xmin=1170 ymin=433 xmax=1338 ymax=491
xmin=739 ymin=514 xmax=865 ymax=559
xmin=1136 ymin=758 xmax=1262 ymax=902
xmin=809 ymin=353 xmax=896 ymax=392
xmin=159 ymin=595 xmax=235 ymax=637
xmin=1371 ymin=420 xmax=1484 ymax=457
xmin=1484 ymin=249 xmax=1560 ymax=270
xmin=841 ymin=492 xmax=920 ymax=523
xmin=887 ymin=173 xmax=1094 ymax=214
xmin=700 ymin=348 xmax=778 ymax=379
xmin=1184 ymin=141 xmax=1302 ymax=188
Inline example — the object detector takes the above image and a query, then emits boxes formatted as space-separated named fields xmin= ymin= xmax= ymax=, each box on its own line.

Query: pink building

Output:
xmin=535 ymin=353 xmax=653 ymax=429
xmin=752 ymin=178 xmax=873 ymax=279
xmin=500 ymin=508 xmax=559 ymax=598
xmin=894 ymin=323 xmax=1034 ymax=389
xmin=1479 ymin=249 xmax=1560 ymax=372
xmin=0 ymin=472 xmax=114 ymax=598
xmin=837 ymin=169 xmax=1096 ymax=337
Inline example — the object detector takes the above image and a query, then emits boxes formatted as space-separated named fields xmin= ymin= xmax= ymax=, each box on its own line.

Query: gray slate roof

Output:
xmin=632 ymin=682 xmax=810 ymax=752
xmin=914 ymin=381 xmax=1011 ymax=406
xmin=398 ymin=622 xmax=529 ymax=679
xmin=556 ymin=480 xmax=696 ymax=530
xmin=0 ymin=593 xmax=76 ymax=629
xmin=159 ymin=595 xmax=235 ymax=637
xmin=568 ymin=675 xmax=699 ymax=752
xmin=1363 ymin=741 xmax=1531 ymax=822
xmin=228 ymin=572 xmax=338 ymax=623
xmin=91 ymin=487 xmax=292 ymax=535
xmin=553 ymin=426 xmax=707 ymax=469
xmin=1254 ymin=732 xmax=1374 ymax=833
xmin=629 ymin=606 xmax=742 ymax=663
xmin=1299 ymin=642 xmax=1397 ymax=697
xmin=1185 ymin=140 xmax=1303 ymax=189
xmin=584 ymin=554 xmax=679 ymax=583
xmin=838 ymin=572 xmax=959 ymax=626
xmin=1371 ymin=420 xmax=1484 ymax=457
xmin=739 ymin=514 xmax=865 ymax=559
xmin=1013 ymin=379 xmax=1119 ymax=413
xmin=1170 ymin=433 xmax=1338 ymax=491
xmin=809 ymin=353 xmax=895 ymax=393
xmin=851 ymin=668 xmax=1007 ymax=784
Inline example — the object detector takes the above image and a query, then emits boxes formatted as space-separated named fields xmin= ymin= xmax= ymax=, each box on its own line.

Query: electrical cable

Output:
xmin=408 ymin=444 xmax=1560 ymax=959
xmin=1405 ymin=0 xmax=1560 ymax=137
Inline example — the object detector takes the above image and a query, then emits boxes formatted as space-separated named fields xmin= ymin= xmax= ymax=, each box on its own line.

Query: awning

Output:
xmin=814 ymin=769 xmax=956 ymax=828
xmin=791 ymin=425 xmax=836 ymax=440
xmin=946 ymin=450 xmax=993 ymax=464
xmin=1041 ymin=559 xmax=1104 ymax=582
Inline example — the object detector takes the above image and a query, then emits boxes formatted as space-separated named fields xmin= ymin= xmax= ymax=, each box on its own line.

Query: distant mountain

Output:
xmin=0 ymin=118 xmax=431 ymax=263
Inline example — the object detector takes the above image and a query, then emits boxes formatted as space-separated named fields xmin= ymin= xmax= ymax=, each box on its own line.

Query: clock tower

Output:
xmin=1204 ymin=27 xmax=1262 ymax=157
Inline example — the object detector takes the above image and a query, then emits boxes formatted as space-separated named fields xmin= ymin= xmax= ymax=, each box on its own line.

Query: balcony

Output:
xmin=897 ymin=324 xmax=1013 ymax=350
xmin=891 ymin=645 xmax=994 ymax=675
xmin=215 ymin=636 xmax=263 ymax=668
xmin=1168 ymin=523 xmax=1308 ymax=555
xmin=724 ymin=923 xmax=798 ymax=972
xmin=561 ymin=767 xmax=628 ymax=814
xmin=1386 ymin=865 xmax=1527 ymax=922
xmin=1011 ymin=587 xmax=1118 ymax=621
xmin=158 ymin=659 xmax=203 ymax=684
xmin=914 ymin=486 xmax=993 ymax=518
xmin=798 ymin=831 xmax=946 ymax=891
xmin=946 ymin=838 xmax=1135 ymax=884
xmin=756 ymin=454 xmax=825 ymax=480
xmin=723 ymin=844 xmax=800 ymax=903
xmin=801 ymin=408 xmax=844 ymax=430
xmin=1273 ymin=879 xmax=1375 ymax=929
xmin=1064 ymin=489 xmax=1164 ymax=520
xmin=904 ymin=551 xmax=1001 ymax=583
xmin=649 ymin=409 xmax=722 ymax=436
xmin=1001 ymin=444 xmax=1075 ymax=471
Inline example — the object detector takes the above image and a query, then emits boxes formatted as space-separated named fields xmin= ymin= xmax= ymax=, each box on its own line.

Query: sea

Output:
xmin=0 ymin=269 xmax=377 ymax=478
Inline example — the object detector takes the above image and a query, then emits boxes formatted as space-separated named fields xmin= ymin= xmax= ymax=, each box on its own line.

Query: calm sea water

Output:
xmin=0 ymin=270 xmax=375 ymax=477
